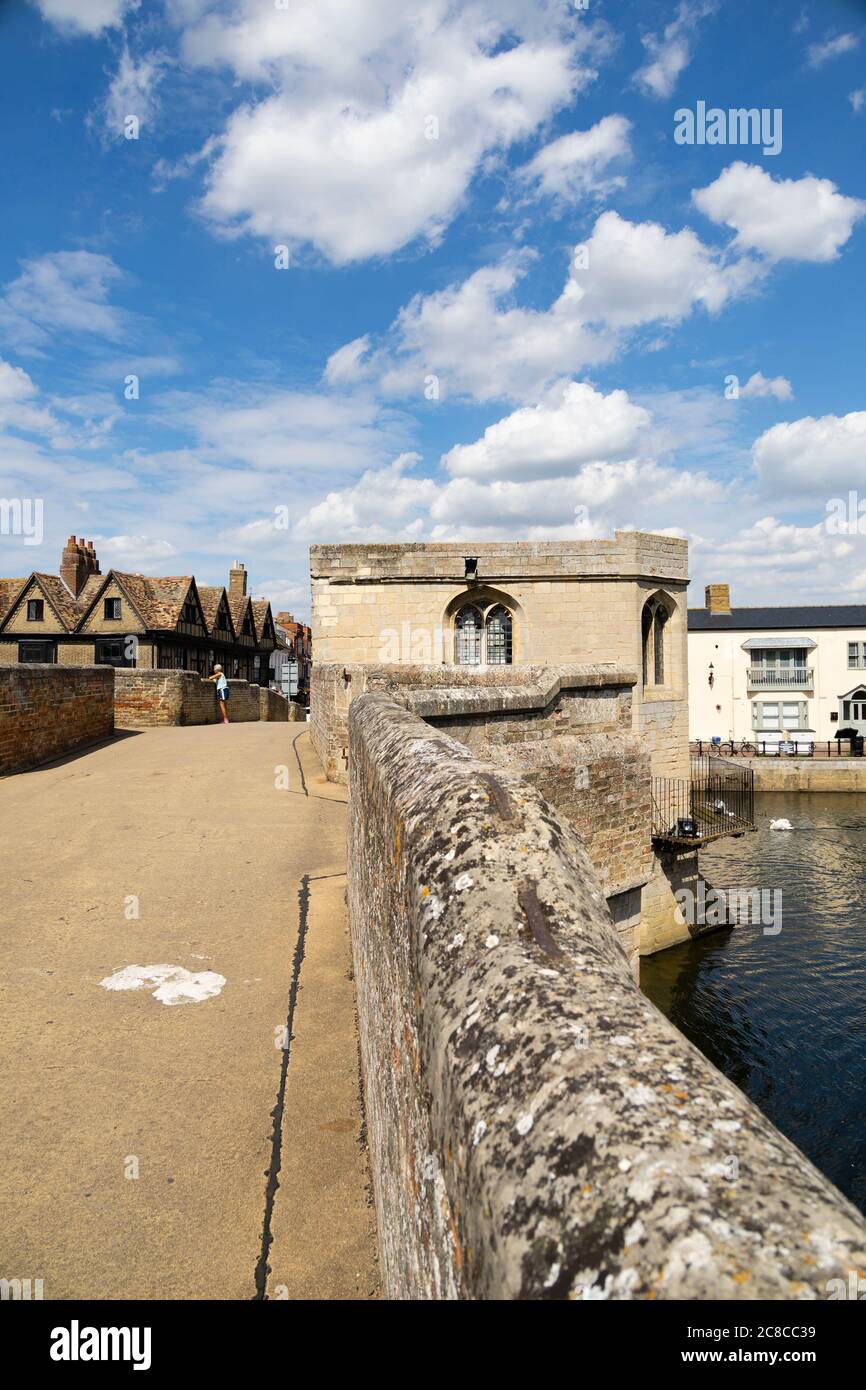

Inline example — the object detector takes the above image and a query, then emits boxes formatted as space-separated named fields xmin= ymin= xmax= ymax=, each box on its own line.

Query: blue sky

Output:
xmin=1 ymin=0 xmax=865 ymax=617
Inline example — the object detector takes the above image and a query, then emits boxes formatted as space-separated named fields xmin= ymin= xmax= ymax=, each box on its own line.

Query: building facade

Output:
xmin=689 ymin=583 xmax=866 ymax=744
xmin=274 ymin=612 xmax=312 ymax=705
xmin=0 ymin=539 xmax=277 ymax=681
xmin=310 ymin=534 xmax=751 ymax=956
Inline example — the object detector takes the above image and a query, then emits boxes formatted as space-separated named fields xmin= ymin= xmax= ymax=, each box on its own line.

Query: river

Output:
xmin=641 ymin=791 xmax=866 ymax=1215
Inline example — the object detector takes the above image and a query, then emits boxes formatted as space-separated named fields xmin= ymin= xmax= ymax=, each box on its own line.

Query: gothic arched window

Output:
xmin=454 ymin=605 xmax=483 ymax=665
xmin=642 ymin=595 xmax=669 ymax=686
xmin=485 ymin=605 xmax=513 ymax=665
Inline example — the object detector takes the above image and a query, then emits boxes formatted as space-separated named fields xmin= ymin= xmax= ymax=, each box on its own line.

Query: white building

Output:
xmin=689 ymin=583 xmax=866 ymax=746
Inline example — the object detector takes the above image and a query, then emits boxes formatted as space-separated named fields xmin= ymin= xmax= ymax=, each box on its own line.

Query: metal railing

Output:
xmin=691 ymin=738 xmax=865 ymax=759
xmin=652 ymin=756 xmax=755 ymax=847
xmin=746 ymin=666 xmax=813 ymax=689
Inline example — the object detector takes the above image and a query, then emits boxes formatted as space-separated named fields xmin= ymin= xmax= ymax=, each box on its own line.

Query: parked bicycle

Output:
xmin=706 ymin=738 xmax=755 ymax=757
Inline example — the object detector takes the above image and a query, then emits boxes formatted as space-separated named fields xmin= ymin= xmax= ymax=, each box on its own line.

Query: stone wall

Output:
xmin=115 ymin=670 xmax=264 ymax=727
xmin=348 ymin=690 xmax=866 ymax=1299
xmin=258 ymin=686 xmax=290 ymax=722
xmin=0 ymin=665 xmax=114 ymax=775
xmin=728 ymin=756 xmax=866 ymax=791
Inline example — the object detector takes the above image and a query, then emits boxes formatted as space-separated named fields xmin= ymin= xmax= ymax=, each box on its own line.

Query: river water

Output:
xmin=641 ymin=792 xmax=866 ymax=1215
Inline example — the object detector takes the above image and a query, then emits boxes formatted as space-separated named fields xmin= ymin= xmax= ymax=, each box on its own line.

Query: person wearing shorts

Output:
xmin=207 ymin=664 xmax=230 ymax=723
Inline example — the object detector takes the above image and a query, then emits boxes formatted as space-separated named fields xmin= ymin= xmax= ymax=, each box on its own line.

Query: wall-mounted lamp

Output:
xmin=464 ymin=555 xmax=479 ymax=585
xmin=708 ymin=662 xmax=715 ymax=690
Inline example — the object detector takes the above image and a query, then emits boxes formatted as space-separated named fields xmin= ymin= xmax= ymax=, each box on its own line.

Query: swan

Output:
xmin=769 ymin=818 xmax=792 ymax=831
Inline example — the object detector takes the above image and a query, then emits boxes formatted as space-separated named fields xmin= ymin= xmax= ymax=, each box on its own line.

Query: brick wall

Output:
xmin=115 ymin=670 xmax=264 ymax=727
xmin=0 ymin=665 xmax=114 ymax=775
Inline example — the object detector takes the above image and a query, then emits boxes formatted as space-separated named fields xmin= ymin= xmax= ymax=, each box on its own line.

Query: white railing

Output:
xmin=747 ymin=667 xmax=814 ymax=689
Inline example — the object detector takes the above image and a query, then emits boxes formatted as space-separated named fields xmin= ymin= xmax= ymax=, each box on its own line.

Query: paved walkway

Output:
xmin=0 ymin=723 xmax=378 ymax=1300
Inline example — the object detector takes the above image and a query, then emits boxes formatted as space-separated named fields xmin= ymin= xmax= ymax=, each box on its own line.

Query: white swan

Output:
xmin=769 ymin=818 xmax=793 ymax=831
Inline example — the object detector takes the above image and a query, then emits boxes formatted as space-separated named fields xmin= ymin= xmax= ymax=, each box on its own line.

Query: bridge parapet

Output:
xmin=348 ymin=690 xmax=866 ymax=1299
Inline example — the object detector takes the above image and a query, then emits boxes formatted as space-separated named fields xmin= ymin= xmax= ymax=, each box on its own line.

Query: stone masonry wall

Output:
xmin=348 ymin=690 xmax=866 ymax=1299
xmin=0 ymin=665 xmax=114 ymax=775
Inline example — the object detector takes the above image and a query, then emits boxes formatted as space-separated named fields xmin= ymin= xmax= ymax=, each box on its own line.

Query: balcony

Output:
xmin=747 ymin=666 xmax=814 ymax=690
xmin=652 ymin=757 xmax=755 ymax=850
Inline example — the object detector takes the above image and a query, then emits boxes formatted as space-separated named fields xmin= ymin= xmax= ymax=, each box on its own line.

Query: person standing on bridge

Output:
xmin=207 ymin=664 xmax=230 ymax=724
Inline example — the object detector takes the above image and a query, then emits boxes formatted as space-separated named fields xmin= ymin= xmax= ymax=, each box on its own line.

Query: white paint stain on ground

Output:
xmin=99 ymin=964 xmax=226 ymax=1006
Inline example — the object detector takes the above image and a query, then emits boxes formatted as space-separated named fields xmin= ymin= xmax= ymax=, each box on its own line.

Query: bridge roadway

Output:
xmin=0 ymin=723 xmax=378 ymax=1299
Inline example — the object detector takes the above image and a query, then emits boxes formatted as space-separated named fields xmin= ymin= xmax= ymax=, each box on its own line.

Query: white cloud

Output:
xmin=442 ymin=381 xmax=649 ymax=481
xmin=850 ymin=88 xmax=866 ymax=113
xmin=516 ymin=114 xmax=631 ymax=203
xmin=31 ymin=0 xmax=137 ymax=36
xmin=752 ymin=410 xmax=866 ymax=496
xmin=180 ymin=0 xmax=608 ymax=263
xmin=97 ymin=46 xmax=168 ymax=143
xmin=0 ymin=251 xmax=126 ymax=354
xmin=359 ymin=209 xmax=761 ymax=403
xmin=324 ymin=336 xmax=372 ymax=387
xmin=693 ymin=162 xmax=866 ymax=262
xmin=740 ymin=372 xmax=793 ymax=402
xmin=807 ymin=32 xmax=860 ymax=68
xmin=95 ymin=534 xmax=180 ymax=570
xmin=156 ymin=381 xmax=414 ymax=487
xmin=293 ymin=454 xmax=435 ymax=540
xmin=633 ymin=1 xmax=714 ymax=100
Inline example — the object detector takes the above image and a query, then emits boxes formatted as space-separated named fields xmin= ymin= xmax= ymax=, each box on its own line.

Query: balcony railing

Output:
xmin=747 ymin=666 xmax=814 ymax=690
xmin=652 ymin=756 xmax=755 ymax=849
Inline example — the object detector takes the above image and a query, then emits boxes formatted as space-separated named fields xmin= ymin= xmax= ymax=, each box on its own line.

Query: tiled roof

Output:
xmin=76 ymin=573 xmax=105 ymax=614
xmin=251 ymin=599 xmax=274 ymax=643
xmin=0 ymin=578 xmax=26 ymax=623
xmin=32 ymin=573 xmax=82 ymax=630
xmin=197 ymin=585 xmax=234 ymax=636
xmin=689 ymin=605 xmax=866 ymax=632
xmin=111 ymin=573 xmax=194 ymax=630
xmin=227 ymin=592 xmax=253 ymax=635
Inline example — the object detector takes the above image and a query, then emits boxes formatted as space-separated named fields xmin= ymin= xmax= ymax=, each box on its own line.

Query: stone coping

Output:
xmin=332 ymin=662 xmax=637 ymax=720
xmin=347 ymin=690 xmax=866 ymax=1299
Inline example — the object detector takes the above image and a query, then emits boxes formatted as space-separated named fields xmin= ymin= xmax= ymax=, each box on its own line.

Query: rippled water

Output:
xmin=641 ymin=792 xmax=866 ymax=1214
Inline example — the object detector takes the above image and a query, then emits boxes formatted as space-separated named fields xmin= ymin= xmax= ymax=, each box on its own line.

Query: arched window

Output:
xmin=642 ymin=595 xmax=669 ymax=686
xmin=485 ymin=605 xmax=513 ymax=665
xmin=454 ymin=606 xmax=483 ymax=665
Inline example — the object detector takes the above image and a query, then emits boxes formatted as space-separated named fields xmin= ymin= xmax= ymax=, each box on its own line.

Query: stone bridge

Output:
xmin=0 ymin=720 xmax=376 ymax=1299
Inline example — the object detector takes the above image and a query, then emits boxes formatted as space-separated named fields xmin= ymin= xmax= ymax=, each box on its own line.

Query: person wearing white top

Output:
xmin=207 ymin=663 xmax=230 ymax=724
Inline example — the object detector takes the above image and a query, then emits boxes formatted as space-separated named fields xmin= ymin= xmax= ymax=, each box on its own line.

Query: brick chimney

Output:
xmin=60 ymin=536 xmax=89 ymax=596
xmin=705 ymin=583 xmax=731 ymax=614
xmin=85 ymin=539 xmax=100 ymax=576
xmin=229 ymin=560 xmax=247 ymax=599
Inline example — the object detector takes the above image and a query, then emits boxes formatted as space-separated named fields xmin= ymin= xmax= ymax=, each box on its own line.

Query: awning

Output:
xmin=741 ymin=635 xmax=817 ymax=650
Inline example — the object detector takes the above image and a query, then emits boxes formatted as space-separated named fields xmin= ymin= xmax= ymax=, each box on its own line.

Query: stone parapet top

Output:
xmin=347 ymin=690 xmax=866 ymax=1298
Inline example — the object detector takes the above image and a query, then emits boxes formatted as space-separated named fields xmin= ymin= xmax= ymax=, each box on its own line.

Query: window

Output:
xmin=485 ymin=606 xmax=513 ymax=665
xmin=103 ymin=597 xmax=121 ymax=621
xmin=18 ymin=640 xmax=55 ymax=663
xmin=158 ymin=644 xmax=186 ymax=670
xmin=848 ymin=642 xmax=866 ymax=668
xmin=454 ymin=606 xmax=483 ymax=665
xmin=242 ymin=615 xmax=253 ymax=636
xmin=95 ymin=638 xmax=135 ymax=668
xmin=180 ymin=599 xmax=199 ymax=626
xmin=842 ymin=689 xmax=866 ymax=723
xmin=641 ymin=595 xmax=669 ymax=686
xmin=753 ymin=701 xmax=809 ymax=732
xmin=26 ymin=599 xmax=44 ymax=622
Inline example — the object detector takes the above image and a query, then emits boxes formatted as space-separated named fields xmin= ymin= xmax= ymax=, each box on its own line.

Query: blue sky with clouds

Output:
xmin=1 ymin=0 xmax=865 ymax=617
